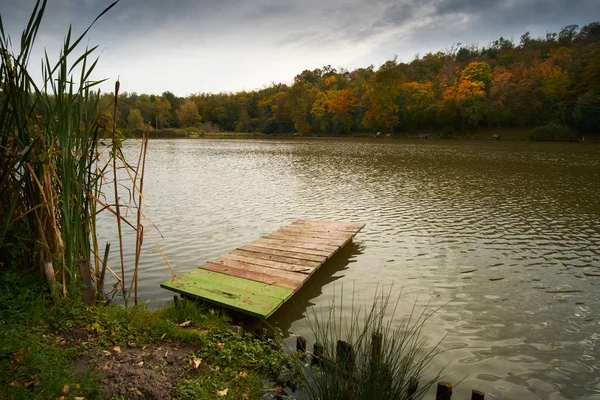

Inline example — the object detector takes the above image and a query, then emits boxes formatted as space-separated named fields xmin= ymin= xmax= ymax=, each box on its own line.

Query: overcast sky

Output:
xmin=1 ymin=0 xmax=597 ymax=96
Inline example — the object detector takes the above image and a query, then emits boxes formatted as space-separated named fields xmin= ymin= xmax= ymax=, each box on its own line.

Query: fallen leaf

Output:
xmin=9 ymin=381 xmax=20 ymax=388
xmin=241 ymin=395 xmax=249 ymax=400
xmin=176 ymin=320 xmax=192 ymax=328
xmin=100 ymin=362 xmax=111 ymax=371
xmin=216 ymin=388 xmax=228 ymax=397
xmin=11 ymin=347 xmax=29 ymax=367
xmin=138 ymin=361 xmax=144 ymax=367
xmin=74 ymin=397 xmax=85 ymax=400
xmin=112 ymin=346 xmax=121 ymax=354
xmin=238 ymin=371 xmax=248 ymax=378
xmin=217 ymin=341 xmax=225 ymax=349
xmin=25 ymin=377 xmax=39 ymax=388
xmin=191 ymin=357 xmax=202 ymax=369
xmin=102 ymin=350 xmax=111 ymax=356
xmin=62 ymin=384 xmax=69 ymax=394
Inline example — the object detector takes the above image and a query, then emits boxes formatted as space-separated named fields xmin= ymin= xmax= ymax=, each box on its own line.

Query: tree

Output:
xmin=153 ymin=97 xmax=171 ymax=129
xmin=127 ymin=108 xmax=144 ymax=129
xmin=310 ymin=90 xmax=329 ymax=132
xmin=176 ymin=100 xmax=201 ymax=127
xmin=288 ymin=80 xmax=316 ymax=134
xmin=362 ymin=59 xmax=403 ymax=132
xmin=573 ymin=90 xmax=600 ymax=133
xmin=460 ymin=61 xmax=492 ymax=89
xmin=327 ymin=89 xmax=357 ymax=133
xmin=487 ymin=67 xmax=515 ymax=126
xmin=559 ymin=24 xmax=579 ymax=44
xmin=439 ymin=63 xmax=489 ymax=130
xmin=400 ymin=82 xmax=436 ymax=130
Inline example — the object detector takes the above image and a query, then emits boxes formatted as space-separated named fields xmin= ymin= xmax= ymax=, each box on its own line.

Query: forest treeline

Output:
xmin=105 ymin=22 xmax=600 ymax=136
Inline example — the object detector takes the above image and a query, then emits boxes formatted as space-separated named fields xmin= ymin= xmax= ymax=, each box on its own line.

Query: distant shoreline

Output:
xmin=126 ymin=127 xmax=598 ymax=142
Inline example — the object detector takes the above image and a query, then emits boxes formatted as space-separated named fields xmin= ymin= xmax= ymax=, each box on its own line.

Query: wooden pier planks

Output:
xmin=161 ymin=219 xmax=365 ymax=318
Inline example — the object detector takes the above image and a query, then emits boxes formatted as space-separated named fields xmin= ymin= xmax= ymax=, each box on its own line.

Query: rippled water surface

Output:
xmin=99 ymin=138 xmax=600 ymax=399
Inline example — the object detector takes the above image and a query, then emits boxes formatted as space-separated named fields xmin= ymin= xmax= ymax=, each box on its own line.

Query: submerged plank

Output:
xmin=275 ymin=227 xmax=355 ymax=241
xmin=292 ymin=219 xmax=366 ymax=233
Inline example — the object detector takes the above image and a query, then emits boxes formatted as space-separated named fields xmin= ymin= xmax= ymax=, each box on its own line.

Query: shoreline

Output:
xmin=125 ymin=127 xmax=599 ymax=142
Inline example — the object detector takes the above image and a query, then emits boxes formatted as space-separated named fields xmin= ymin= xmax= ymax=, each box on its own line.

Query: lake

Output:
xmin=99 ymin=138 xmax=600 ymax=399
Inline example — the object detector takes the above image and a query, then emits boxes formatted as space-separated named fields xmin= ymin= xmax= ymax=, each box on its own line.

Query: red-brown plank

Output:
xmin=249 ymin=239 xmax=332 ymax=257
xmin=230 ymin=249 xmax=321 ymax=269
xmin=254 ymin=237 xmax=339 ymax=253
xmin=265 ymin=232 xmax=351 ymax=247
xmin=238 ymin=245 xmax=326 ymax=263
xmin=209 ymin=258 xmax=307 ymax=283
xmin=218 ymin=253 xmax=315 ymax=274
xmin=201 ymin=262 xmax=300 ymax=290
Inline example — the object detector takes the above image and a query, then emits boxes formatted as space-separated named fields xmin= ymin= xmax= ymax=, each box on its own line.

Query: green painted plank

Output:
xmin=184 ymin=269 xmax=294 ymax=299
xmin=161 ymin=269 xmax=294 ymax=318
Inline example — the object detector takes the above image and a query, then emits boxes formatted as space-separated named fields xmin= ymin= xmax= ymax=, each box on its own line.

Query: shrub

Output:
xmin=529 ymin=123 xmax=578 ymax=142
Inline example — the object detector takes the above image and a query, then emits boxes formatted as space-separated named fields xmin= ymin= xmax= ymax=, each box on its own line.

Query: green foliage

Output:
xmin=176 ymin=99 xmax=202 ymax=127
xmin=572 ymin=90 xmax=600 ymax=133
xmin=0 ymin=269 xmax=296 ymax=399
xmin=175 ymin=329 xmax=299 ymax=399
xmin=127 ymin=107 xmax=145 ymax=129
xmin=0 ymin=270 xmax=99 ymax=398
xmin=529 ymin=122 xmax=578 ymax=141
xmin=0 ymin=326 xmax=100 ymax=399
xmin=0 ymin=0 xmax=121 ymax=295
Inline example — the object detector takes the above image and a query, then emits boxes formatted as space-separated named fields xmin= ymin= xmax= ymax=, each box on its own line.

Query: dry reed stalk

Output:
xmin=110 ymin=80 xmax=127 ymax=303
xmin=130 ymin=124 xmax=150 ymax=304
xmin=146 ymin=230 xmax=177 ymax=282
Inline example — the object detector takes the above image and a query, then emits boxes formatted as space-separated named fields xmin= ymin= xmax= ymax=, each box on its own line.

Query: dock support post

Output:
xmin=471 ymin=389 xmax=485 ymax=400
xmin=296 ymin=336 xmax=307 ymax=353
xmin=371 ymin=332 xmax=382 ymax=363
xmin=407 ymin=377 xmax=419 ymax=399
xmin=312 ymin=342 xmax=324 ymax=367
xmin=336 ymin=340 xmax=355 ymax=375
xmin=436 ymin=381 xmax=453 ymax=400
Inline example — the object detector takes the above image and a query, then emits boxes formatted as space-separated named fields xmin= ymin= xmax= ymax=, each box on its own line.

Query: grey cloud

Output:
xmin=374 ymin=0 xmax=428 ymax=27
xmin=433 ymin=0 xmax=497 ymax=15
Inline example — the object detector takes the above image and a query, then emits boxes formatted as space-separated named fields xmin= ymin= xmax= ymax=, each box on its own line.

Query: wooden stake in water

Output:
xmin=471 ymin=389 xmax=485 ymax=400
xmin=312 ymin=342 xmax=324 ymax=367
xmin=336 ymin=340 xmax=355 ymax=376
xmin=436 ymin=381 xmax=453 ymax=400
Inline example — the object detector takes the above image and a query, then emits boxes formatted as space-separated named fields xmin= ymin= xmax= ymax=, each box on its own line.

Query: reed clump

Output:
xmin=300 ymin=288 xmax=444 ymax=400
xmin=0 ymin=0 xmax=162 ymax=305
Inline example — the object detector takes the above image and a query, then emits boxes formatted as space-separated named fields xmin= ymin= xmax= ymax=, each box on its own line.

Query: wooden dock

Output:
xmin=160 ymin=219 xmax=364 ymax=318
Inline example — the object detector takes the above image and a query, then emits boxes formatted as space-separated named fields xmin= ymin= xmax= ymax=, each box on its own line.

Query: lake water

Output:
xmin=99 ymin=138 xmax=600 ymax=399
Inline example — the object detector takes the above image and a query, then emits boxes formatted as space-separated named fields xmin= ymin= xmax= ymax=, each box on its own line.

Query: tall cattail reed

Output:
xmin=0 ymin=0 xmax=160 ymax=305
